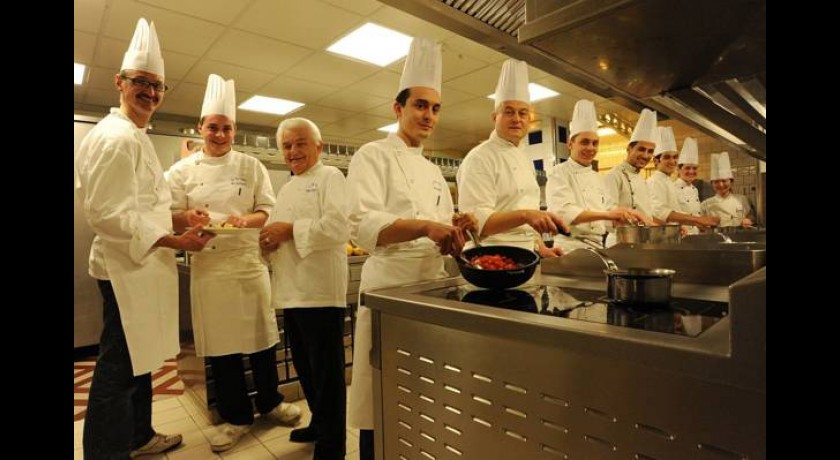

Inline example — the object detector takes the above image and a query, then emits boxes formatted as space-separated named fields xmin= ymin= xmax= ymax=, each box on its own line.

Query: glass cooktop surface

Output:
xmin=418 ymin=283 xmax=727 ymax=337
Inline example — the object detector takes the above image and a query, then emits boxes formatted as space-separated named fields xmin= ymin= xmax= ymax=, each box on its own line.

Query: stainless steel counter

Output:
xmin=364 ymin=267 xmax=766 ymax=459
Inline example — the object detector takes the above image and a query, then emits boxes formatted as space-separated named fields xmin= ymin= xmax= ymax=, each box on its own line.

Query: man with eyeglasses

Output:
xmin=74 ymin=18 xmax=213 ymax=459
xmin=457 ymin=59 xmax=568 ymax=256
xmin=605 ymin=108 xmax=660 ymax=225
xmin=647 ymin=127 xmax=720 ymax=231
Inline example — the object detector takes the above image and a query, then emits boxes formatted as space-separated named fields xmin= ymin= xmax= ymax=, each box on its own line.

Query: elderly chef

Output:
xmin=260 ymin=117 xmax=349 ymax=459
xmin=701 ymin=152 xmax=755 ymax=227
xmin=546 ymin=99 xmax=648 ymax=252
xmin=647 ymin=126 xmax=720 ymax=230
xmin=674 ymin=137 xmax=705 ymax=234
xmin=74 ymin=18 xmax=214 ymax=459
xmin=346 ymin=37 xmax=471 ymax=460
xmin=605 ymin=108 xmax=660 ymax=226
xmin=456 ymin=59 xmax=568 ymax=256
xmin=166 ymin=74 xmax=301 ymax=453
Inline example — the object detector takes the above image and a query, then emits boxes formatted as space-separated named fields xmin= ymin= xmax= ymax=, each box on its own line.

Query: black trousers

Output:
xmin=208 ymin=345 xmax=283 ymax=426
xmin=284 ymin=307 xmax=347 ymax=459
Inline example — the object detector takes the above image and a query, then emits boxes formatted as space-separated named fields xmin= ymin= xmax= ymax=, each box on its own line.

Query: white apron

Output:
xmin=103 ymin=237 xmax=179 ymax=376
xmin=347 ymin=254 xmax=448 ymax=430
xmin=189 ymin=245 xmax=278 ymax=357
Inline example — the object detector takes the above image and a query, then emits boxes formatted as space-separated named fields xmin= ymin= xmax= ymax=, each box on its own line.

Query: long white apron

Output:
xmin=189 ymin=245 xmax=279 ymax=357
xmin=104 ymin=241 xmax=179 ymax=376
xmin=347 ymin=254 xmax=448 ymax=430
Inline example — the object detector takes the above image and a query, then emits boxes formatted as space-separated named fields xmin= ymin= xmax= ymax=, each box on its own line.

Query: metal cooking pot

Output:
xmin=457 ymin=246 xmax=540 ymax=290
xmin=615 ymin=223 xmax=681 ymax=244
xmin=585 ymin=248 xmax=676 ymax=305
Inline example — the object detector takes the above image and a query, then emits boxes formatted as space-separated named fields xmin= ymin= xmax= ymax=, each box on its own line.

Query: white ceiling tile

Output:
xmin=444 ymin=65 xmax=502 ymax=97
xmin=318 ymin=91 xmax=390 ymax=112
xmin=289 ymin=105 xmax=357 ymax=125
xmin=87 ymin=66 xmax=119 ymax=91
xmin=182 ymin=60 xmax=276 ymax=92
xmin=74 ymin=0 xmax=107 ymax=34
xmin=236 ymin=0 xmax=364 ymax=50
xmin=92 ymin=37 xmax=129 ymax=71
xmin=289 ymin=52 xmax=380 ymax=88
xmin=211 ymin=30 xmax=313 ymax=75
xmin=236 ymin=110 xmax=285 ymax=128
xmin=369 ymin=5 xmax=456 ymax=42
xmin=75 ymin=31 xmax=97 ymax=64
xmin=159 ymin=81 xmax=204 ymax=118
xmin=440 ymin=86 xmax=480 ymax=108
xmin=260 ymin=76 xmax=338 ymax=104
xmin=324 ymin=112 xmax=393 ymax=136
xmin=364 ymin=101 xmax=397 ymax=119
xmin=344 ymin=69 xmax=402 ymax=98
xmin=442 ymin=35 xmax=509 ymax=64
xmin=160 ymin=51 xmax=198 ymax=83
xmin=441 ymin=98 xmax=495 ymax=122
xmin=105 ymin=0 xmax=224 ymax=56
xmin=441 ymin=46 xmax=492 ymax=81
xmin=138 ymin=0 xmax=250 ymax=25
xmin=320 ymin=0 xmax=382 ymax=16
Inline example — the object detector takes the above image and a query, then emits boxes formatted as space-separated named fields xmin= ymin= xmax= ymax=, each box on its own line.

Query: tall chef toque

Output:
xmin=200 ymin=74 xmax=236 ymax=122
xmin=710 ymin=152 xmax=733 ymax=180
xmin=494 ymin=59 xmax=530 ymax=109
xmin=568 ymin=99 xmax=598 ymax=138
xmin=630 ymin=108 xmax=657 ymax=144
xmin=398 ymin=37 xmax=442 ymax=95
xmin=121 ymin=18 xmax=165 ymax=77
xmin=679 ymin=137 xmax=699 ymax=165
xmin=653 ymin=126 xmax=677 ymax=157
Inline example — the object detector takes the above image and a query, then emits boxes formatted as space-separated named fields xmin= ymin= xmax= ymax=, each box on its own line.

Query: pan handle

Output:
xmin=584 ymin=247 xmax=620 ymax=272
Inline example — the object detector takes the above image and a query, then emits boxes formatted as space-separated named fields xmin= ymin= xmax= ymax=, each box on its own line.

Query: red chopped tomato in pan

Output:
xmin=469 ymin=254 xmax=521 ymax=270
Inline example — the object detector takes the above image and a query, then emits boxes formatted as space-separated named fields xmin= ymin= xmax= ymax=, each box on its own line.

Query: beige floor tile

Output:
xmin=260 ymin=436 xmax=315 ymax=459
xmin=155 ymin=405 xmax=191 ymax=425
xmin=153 ymin=397 xmax=185 ymax=412
xmin=214 ymin=432 xmax=261 ymax=455
xmin=157 ymin=415 xmax=204 ymax=436
xmin=219 ymin=443 xmax=277 ymax=460
xmin=165 ymin=442 xmax=222 ymax=460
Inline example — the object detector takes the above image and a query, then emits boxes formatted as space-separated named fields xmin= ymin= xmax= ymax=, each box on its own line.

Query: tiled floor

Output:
xmin=74 ymin=390 xmax=361 ymax=459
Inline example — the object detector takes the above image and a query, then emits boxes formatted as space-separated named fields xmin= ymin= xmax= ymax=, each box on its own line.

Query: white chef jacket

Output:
xmin=675 ymin=178 xmax=702 ymax=235
xmin=546 ymin=158 xmax=615 ymax=251
xmin=647 ymin=170 xmax=680 ymax=222
xmin=346 ymin=133 xmax=453 ymax=430
xmin=701 ymin=193 xmax=753 ymax=227
xmin=456 ymin=130 xmax=541 ymax=249
xmin=74 ymin=108 xmax=179 ymax=376
xmin=268 ymin=162 xmax=349 ymax=309
xmin=605 ymin=161 xmax=656 ymax=219
xmin=166 ymin=149 xmax=278 ymax=357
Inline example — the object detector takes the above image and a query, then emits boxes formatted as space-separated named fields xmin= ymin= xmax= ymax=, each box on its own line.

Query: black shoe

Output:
xmin=290 ymin=426 xmax=320 ymax=443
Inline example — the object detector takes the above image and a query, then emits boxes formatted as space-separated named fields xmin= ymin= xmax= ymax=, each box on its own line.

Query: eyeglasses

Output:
xmin=120 ymin=75 xmax=169 ymax=93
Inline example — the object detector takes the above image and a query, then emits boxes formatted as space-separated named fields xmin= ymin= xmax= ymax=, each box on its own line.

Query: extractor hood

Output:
xmin=381 ymin=0 xmax=766 ymax=160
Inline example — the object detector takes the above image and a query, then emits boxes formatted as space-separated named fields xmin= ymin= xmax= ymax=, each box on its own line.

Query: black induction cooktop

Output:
xmin=418 ymin=283 xmax=727 ymax=337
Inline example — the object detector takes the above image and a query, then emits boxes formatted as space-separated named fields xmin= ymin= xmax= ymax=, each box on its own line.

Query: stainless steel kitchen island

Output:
xmin=363 ymin=267 xmax=765 ymax=459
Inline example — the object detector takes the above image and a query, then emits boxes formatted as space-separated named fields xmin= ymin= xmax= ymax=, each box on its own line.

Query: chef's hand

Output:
xmin=741 ymin=217 xmax=754 ymax=228
xmin=452 ymin=212 xmax=478 ymax=234
xmin=259 ymin=222 xmax=293 ymax=252
xmin=185 ymin=208 xmax=211 ymax=227
xmin=522 ymin=210 xmax=570 ymax=236
xmin=695 ymin=215 xmax=720 ymax=228
xmin=425 ymin=222 xmax=465 ymax=256
xmin=536 ymin=239 xmax=563 ymax=258
xmin=164 ymin=225 xmax=214 ymax=252
xmin=224 ymin=214 xmax=248 ymax=228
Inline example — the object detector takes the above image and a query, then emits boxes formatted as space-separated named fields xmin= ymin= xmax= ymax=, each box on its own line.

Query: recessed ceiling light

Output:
xmin=377 ymin=122 xmax=399 ymax=133
xmin=487 ymin=83 xmax=560 ymax=103
xmin=327 ymin=23 xmax=413 ymax=67
xmin=239 ymin=96 xmax=304 ymax=116
xmin=74 ymin=63 xmax=86 ymax=85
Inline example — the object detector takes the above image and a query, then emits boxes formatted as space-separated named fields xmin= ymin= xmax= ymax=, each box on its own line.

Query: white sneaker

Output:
xmin=264 ymin=402 xmax=302 ymax=426
xmin=130 ymin=432 xmax=182 ymax=457
xmin=209 ymin=423 xmax=251 ymax=452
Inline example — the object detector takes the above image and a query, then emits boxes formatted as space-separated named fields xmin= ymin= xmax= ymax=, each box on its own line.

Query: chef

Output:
xmin=647 ymin=126 xmax=719 ymax=230
xmin=674 ymin=137 xmax=705 ymax=234
xmin=701 ymin=152 xmax=755 ymax=227
xmin=166 ymin=74 xmax=300 ymax=453
xmin=546 ymin=99 xmax=648 ymax=252
xmin=346 ymin=37 xmax=470 ymax=460
xmin=74 ymin=18 xmax=214 ymax=459
xmin=260 ymin=117 xmax=349 ymax=459
xmin=456 ymin=59 xmax=567 ymax=256
xmin=605 ymin=108 xmax=660 ymax=224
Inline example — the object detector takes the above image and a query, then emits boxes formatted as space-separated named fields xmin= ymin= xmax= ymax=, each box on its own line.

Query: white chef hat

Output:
xmin=710 ymin=151 xmax=733 ymax=180
xmin=653 ymin=126 xmax=677 ymax=157
xmin=569 ymin=99 xmax=598 ymax=138
xmin=679 ymin=137 xmax=699 ymax=165
xmin=398 ymin=37 xmax=442 ymax=95
xmin=200 ymin=74 xmax=236 ymax=122
xmin=630 ymin=108 xmax=657 ymax=144
xmin=494 ymin=59 xmax=530 ymax=109
xmin=120 ymin=18 xmax=165 ymax=78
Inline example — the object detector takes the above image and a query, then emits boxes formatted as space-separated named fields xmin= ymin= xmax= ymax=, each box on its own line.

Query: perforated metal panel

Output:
xmin=378 ymin=314 xmax=763 ymax=459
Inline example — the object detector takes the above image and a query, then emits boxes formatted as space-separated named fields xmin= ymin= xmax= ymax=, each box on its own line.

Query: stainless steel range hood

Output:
xmin=382 ymin=0 xmax=766 ymax=160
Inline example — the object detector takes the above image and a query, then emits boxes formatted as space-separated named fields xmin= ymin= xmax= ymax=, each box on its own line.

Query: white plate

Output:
xmin=189 ymin=226 xmax=258 ymax=235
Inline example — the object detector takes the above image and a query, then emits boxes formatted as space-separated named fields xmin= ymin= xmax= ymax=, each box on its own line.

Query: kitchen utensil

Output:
xmin=584 ymin=248 xmax=675 ymax=305
xmin=615 ymin=223 xmax=681 ymax=245
xmin=456 ymin=246 xmax=540 ymax=290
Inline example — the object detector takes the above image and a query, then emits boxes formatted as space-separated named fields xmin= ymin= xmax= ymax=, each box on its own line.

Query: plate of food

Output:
xmin=189 ymin=224 xmax=259 ymax=235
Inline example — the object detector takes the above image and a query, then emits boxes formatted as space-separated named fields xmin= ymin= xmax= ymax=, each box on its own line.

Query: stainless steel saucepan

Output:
xmin=584 ymin=248 xmax=676 ymax=305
